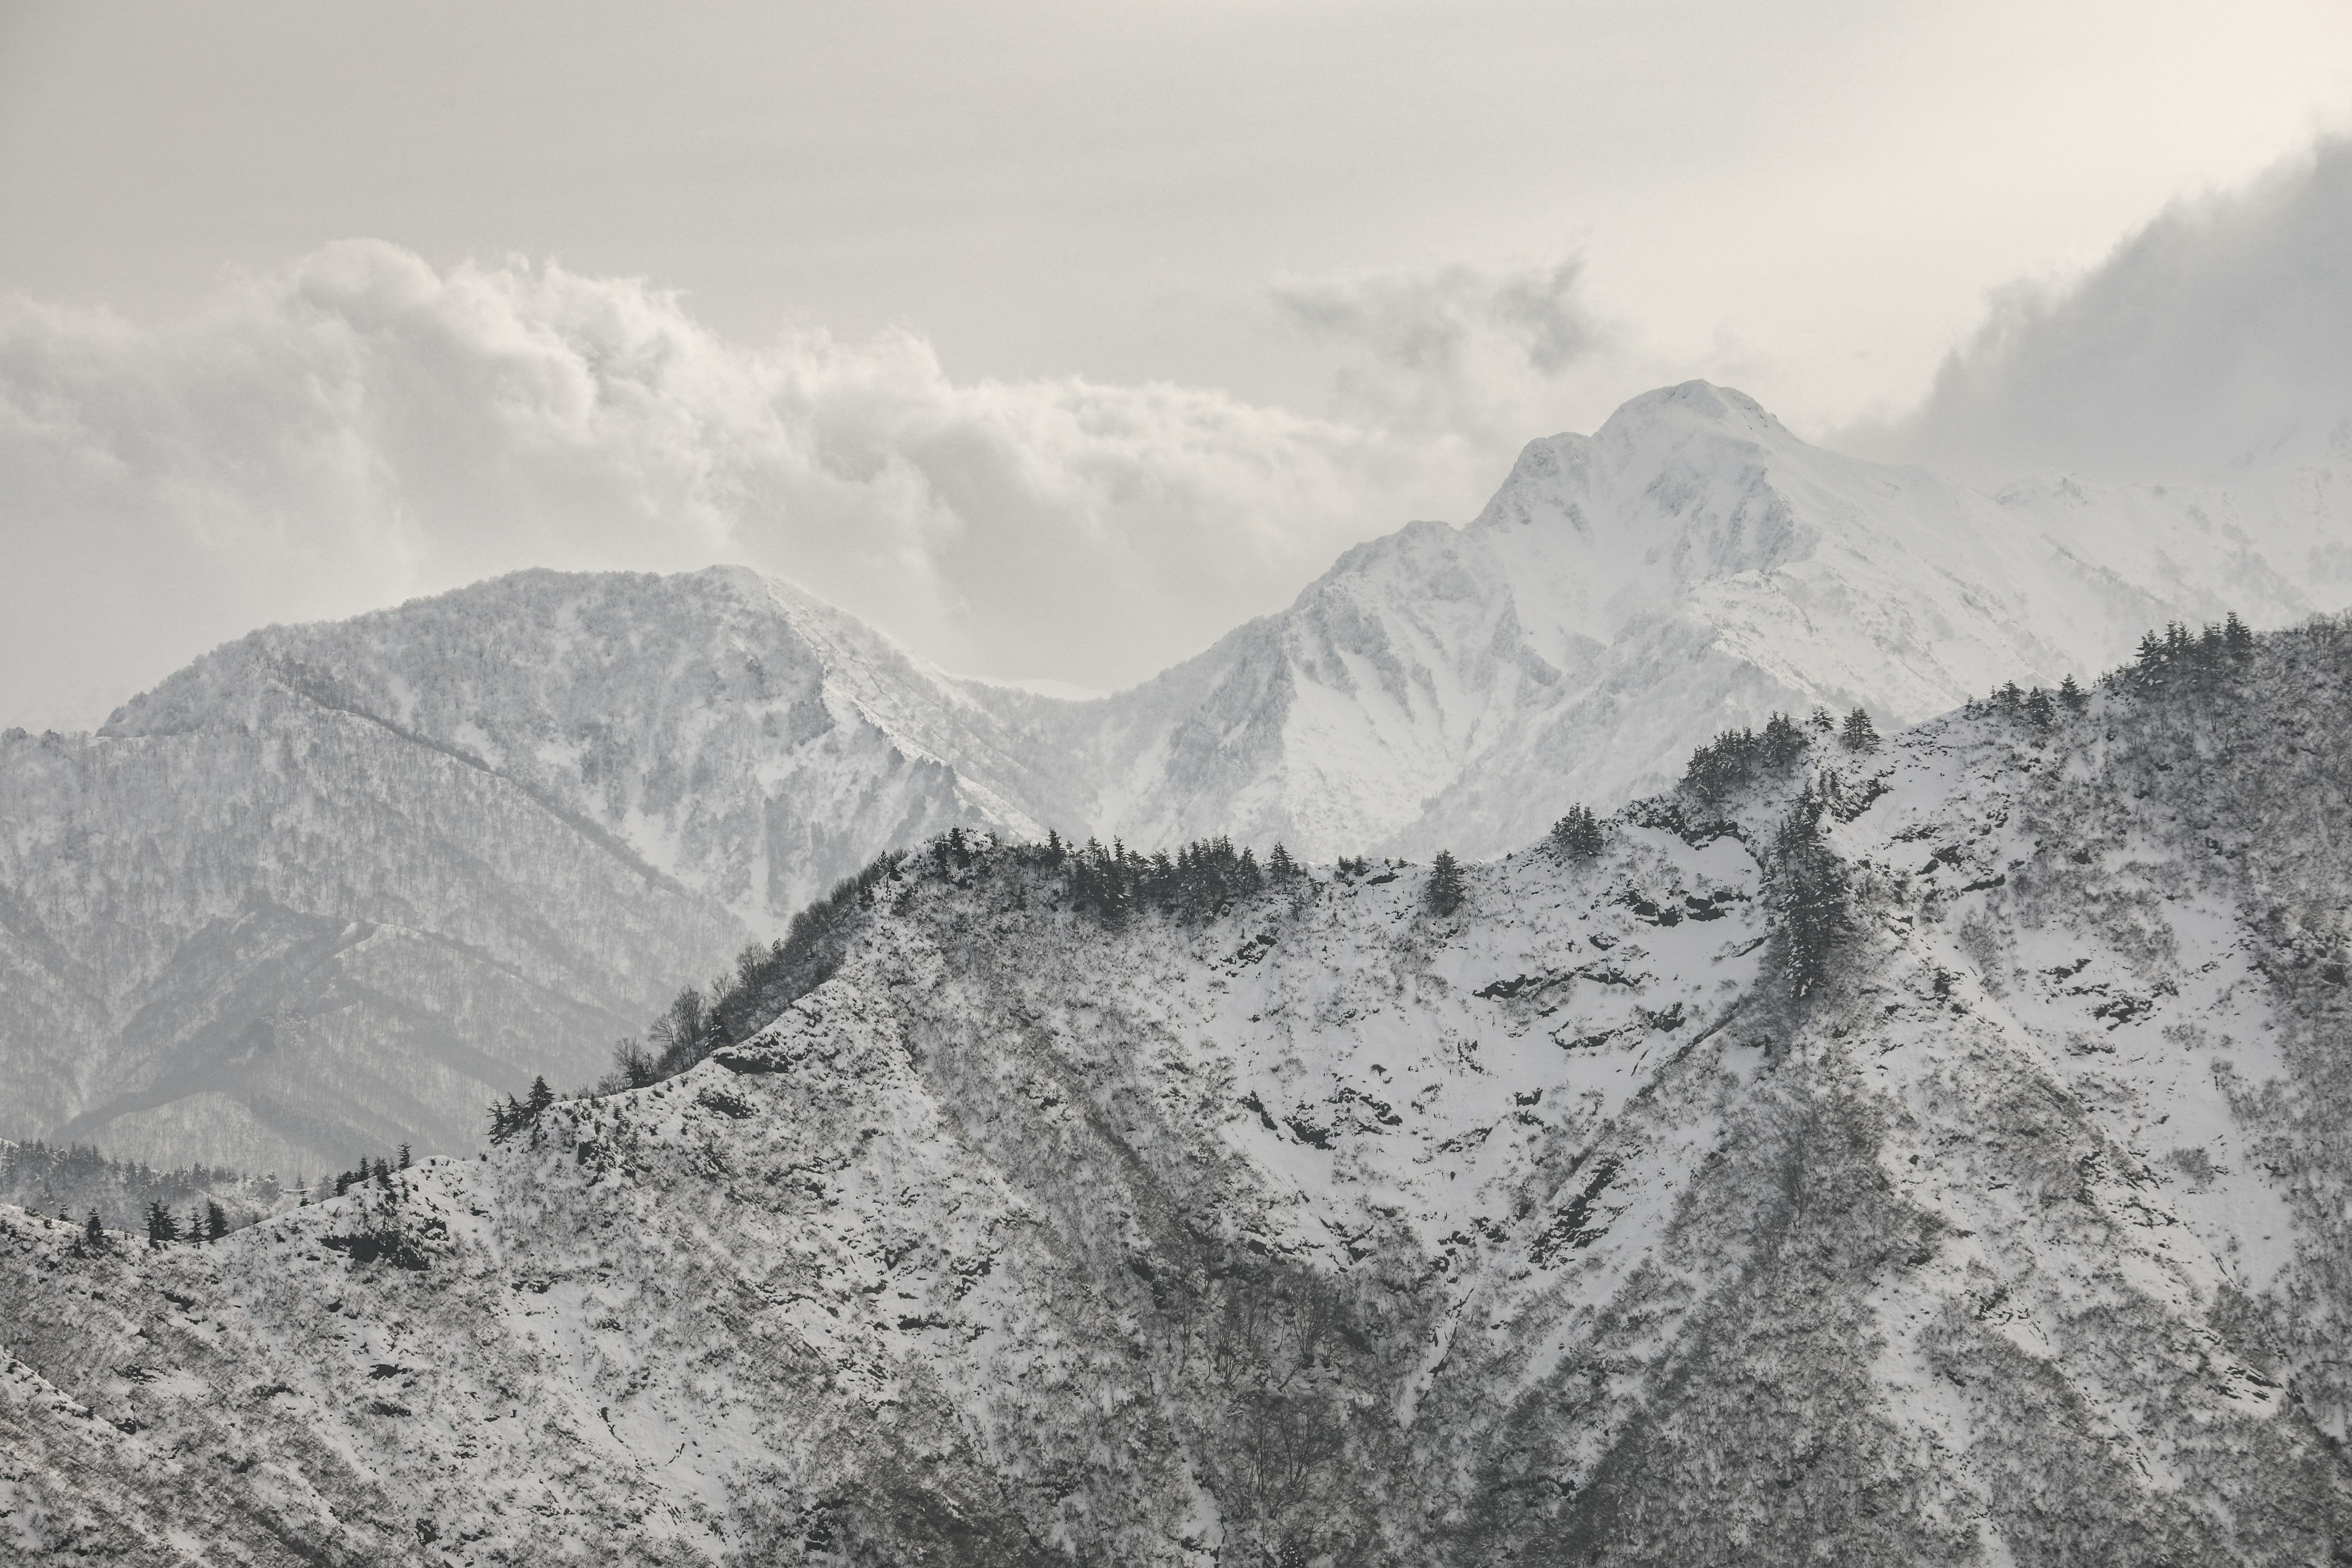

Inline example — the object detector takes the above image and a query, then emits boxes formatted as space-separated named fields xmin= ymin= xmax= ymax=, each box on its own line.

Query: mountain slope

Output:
xmin=0 ymin=568 xmax=1056 ymax=1176
xmin=4 ymin=622 xmax=2347 ymax=1564
xmin=10 ymin=381 xmax=2351 ymax=1178
xmin=1022 ymin=382 xmax=2352 ymax=861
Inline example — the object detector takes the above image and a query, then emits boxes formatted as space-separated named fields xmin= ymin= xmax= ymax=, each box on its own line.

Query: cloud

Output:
xmin=1270 ymin=257 xmax=1613 ymax=440
xmin=0 ymin=241 xmax=1513 ymax=729
xmin=1854 ymin=136 xmax=2352 ymax=485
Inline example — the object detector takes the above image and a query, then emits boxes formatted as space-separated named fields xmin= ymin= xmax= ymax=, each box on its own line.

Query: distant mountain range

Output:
xmin=5 ymin=617 xmax=2348 ymax=1564
xmin=6 ymin=380 xmax=2350 ymax=1174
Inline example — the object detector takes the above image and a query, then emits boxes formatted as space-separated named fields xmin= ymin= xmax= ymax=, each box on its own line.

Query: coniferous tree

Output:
xmin=1550 ymin=805 xmax=1605 ymax=859
xmin=1426 ymin=851 xmax=1466 ymax=916
xmin=2057 ymin=674 xmax=2087 ymax=712
xmin=1806 ymin=705 xmax=1836 ymax=734
xmin=397 ymin=1144 xmax=411 ymax=1170
xmin=84 ymin=1210 xmax=104 ymax=1248
xmin=1770 ymin=784 xmax=1850 ymax=1001
xmin=145 ymin=1200 xmax=178 ymax=1248
xmin=2025 ymin=687 xmax=2056 ymax=729
xmin=1267 ymin=842 xmax=1298 ymax=881
xmin=205 ymin=1201 xmax=228 ymax=1242
xmin=1760 ymin=711 xmax=1806 ymax=766
xmin=187 ymin=1205 xmax=204 ymax=1243
xmin=2223 ymin=611 xmax=2255 ymax=658
xmin=526 ymin=1076 xmax=556 ymax=1118
xmin=1839 ymin=708 xmax=1879 ymax=752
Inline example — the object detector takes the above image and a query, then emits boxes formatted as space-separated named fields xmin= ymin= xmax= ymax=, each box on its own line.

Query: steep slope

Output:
xmin=1020 ymin=382 xmax=2352 ymax=861
xmin=0 ymin=568 xmax=1056 ymax=1176
xmin=4 ymin=622 xmax=2348 ymax=1565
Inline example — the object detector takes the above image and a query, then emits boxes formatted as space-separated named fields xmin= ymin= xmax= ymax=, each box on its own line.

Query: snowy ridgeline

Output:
xmin=9 ymin=382 xmax=2352 ymax=1182
xmin=3 ymin=620 xmax=2349 ymax=1564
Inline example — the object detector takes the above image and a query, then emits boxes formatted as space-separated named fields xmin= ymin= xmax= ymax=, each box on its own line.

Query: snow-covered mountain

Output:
xmin=4 ymin=620 xmax=2347 ymax=1564
xmin=1023 ymin=381 xmax=2352 ymax=860
xmin=0 ymin=568 xmax=1059 ymax=1177
xmin=7 ymin=382 xmax=2349 ymax=1177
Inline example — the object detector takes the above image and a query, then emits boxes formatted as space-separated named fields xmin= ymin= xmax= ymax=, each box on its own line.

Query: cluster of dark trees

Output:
xmin=1 ymin=1138 xmax=274 ymax=1241
xmin=1770 ymin=781 xmax=1850 ymax=1001
xmin=1551 ymin=804 xmax=1606 ymax=858
xmin=2128 ymin=614 xmax=2257 ymax=687
xmin=141 ymin=1199 xmax=230 ymax=1248
xmin=1970 ymin=675 xmax=2088 ymax=728
xmin=1683 ymin=709 xmax=1876 ymax=802
xmin=1064 ymin=832 xmax=1279 ymax=925
xmin=488 ymin=1079 xmax=557 ymax=1142
xmin=318 ymin=1142 xmax=415 ymax=1193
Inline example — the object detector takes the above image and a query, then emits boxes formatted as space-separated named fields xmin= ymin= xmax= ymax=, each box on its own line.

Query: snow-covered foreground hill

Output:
xmin=5 ymin=623 xmax=2347 ymax=1564
xmin=7 ymin=379 xmax=2348 ymax=1177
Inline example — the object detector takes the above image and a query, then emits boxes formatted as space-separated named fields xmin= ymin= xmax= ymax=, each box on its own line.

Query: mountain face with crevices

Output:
xmin=8 ymin=379 xmax=2351 ymax=1178
xmin=4 ymin=621 xmax=2348 ymax=1565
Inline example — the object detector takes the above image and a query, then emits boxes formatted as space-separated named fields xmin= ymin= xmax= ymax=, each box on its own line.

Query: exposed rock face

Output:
xmin=4 ymin=623 xmax=2346 ymax=1564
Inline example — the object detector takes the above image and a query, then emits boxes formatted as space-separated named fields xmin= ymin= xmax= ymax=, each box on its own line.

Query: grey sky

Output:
xmin=2 ymin=1 xmax=2350 ymax=729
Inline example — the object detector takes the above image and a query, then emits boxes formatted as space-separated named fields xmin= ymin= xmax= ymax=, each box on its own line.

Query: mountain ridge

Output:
xmin=2 ymin=617 xmax=2347 ymax=1564
xmin=7 ymin=381 xmax=2352 ymax=1173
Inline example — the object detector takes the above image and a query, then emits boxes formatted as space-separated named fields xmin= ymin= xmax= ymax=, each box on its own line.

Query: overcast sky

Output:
xmin=4 ymin=1 xmax=2351 ymax=729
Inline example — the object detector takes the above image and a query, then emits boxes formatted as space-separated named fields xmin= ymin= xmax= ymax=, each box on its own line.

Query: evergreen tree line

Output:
xmin=1969 ymin=675 xmax=2088 ymax=728
xmin=0 ymin=1137 xmax=276 ymax=1240
xmin=1683 ymin=707 xmax=1875 ymax=804
xmin=1768 ymin=780 xmax=1851 ymax=1002
xmin=314 ymin=1142 xmax=415 ymax=1193
xmin=1062 ymin=832 xmax=1291 ymax=925
xmin=2126 ymin=613 xmax=2258 ymax=688
xmin=140 ymin=1199 xmax=232 ymax=1249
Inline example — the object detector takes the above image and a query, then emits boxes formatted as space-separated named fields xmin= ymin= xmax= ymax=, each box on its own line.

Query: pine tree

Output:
xmin=1760 ymin=711 xmax=1806 ymax=766
xmin=1770 ymin=785 xmax=1850 ymax=1001
xmin=526 ymin=1076 xmax=556 ymax=1117
xmin=398 ymin=1144 xmax=411 ymax=1170
xmin=84 ymin=1210 xmax=104 ymax=1248
xmin=1426 ymin=850 xmax=1466 ymax=916
xmin=2057 ymin=674 xmax=2087 ymax=712
xmin=205 ymin=1202 xmax=228 ymax=1242
xmin=1550 ymin=805 xmax=1605 ymax=859
xmin=2223 ymin=610 xmax=2255 ymax=658
xmin=145 ymin=1201 xmax=179 ymax=1248
xmin=1839 ymin=708 xmax=1879 ymax=752
xmin=1267 ymin=842 xmax=1298 ymax=881
xmin=2024 ymin=687 xmax=2056 ymax=729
